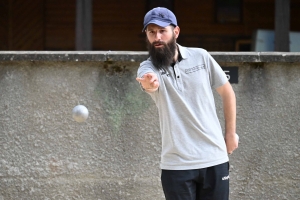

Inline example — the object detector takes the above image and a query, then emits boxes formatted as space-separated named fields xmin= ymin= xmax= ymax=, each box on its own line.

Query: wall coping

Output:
xmin=0 ymin=51 xmax=299 ymax=63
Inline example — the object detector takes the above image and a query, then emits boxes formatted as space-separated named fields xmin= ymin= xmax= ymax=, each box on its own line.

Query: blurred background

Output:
xmin=0 ymin=0 xmax=299 ymax=52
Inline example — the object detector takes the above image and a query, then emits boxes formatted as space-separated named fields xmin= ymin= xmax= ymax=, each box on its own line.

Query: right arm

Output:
xmin=136 ymin=72 xmax=159 ymax=93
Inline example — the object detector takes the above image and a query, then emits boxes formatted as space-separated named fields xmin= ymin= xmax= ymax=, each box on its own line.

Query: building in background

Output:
xmin=0 ymin=0 xmax=299 ymax=51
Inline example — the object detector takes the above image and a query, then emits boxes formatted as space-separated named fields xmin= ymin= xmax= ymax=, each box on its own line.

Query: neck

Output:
xmin=173 ymin=46 xmax=179 ymax=63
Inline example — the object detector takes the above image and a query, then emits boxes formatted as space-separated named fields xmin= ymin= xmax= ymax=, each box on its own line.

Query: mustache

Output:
xmin=152 ymin=41 xmax=166 ymax=46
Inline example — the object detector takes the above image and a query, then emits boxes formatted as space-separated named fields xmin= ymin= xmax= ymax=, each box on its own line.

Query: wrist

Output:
xmin=225 ymin=132 xmax=236 ymax=136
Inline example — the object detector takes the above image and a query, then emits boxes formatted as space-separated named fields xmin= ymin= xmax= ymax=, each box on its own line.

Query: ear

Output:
xmin=174 ymin=26 xmax=180 ymax=39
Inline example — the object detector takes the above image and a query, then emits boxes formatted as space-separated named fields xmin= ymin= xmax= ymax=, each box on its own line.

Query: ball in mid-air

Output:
xmin=72 ymin=105 xmax=89 ymax=123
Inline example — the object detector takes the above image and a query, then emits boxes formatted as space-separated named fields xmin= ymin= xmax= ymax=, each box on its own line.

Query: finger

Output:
xmin=136 ymin=77 xmax=142 ymax=81
xmin=136 ymin=77 xmax=146 ymax=83
xmin=149 ymin=75 xmax=158 ymax=84
xmin=152 ymin=77 xmax=158 ymax=83
xmin=228 ymin=149 xmax=234 ymax=154
xmin=151 ymin=80 xmax=159 ymax=88
xmin=145 ymin=74 xmax=153 ymax=81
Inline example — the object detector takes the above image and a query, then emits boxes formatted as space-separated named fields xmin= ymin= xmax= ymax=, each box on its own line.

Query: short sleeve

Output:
xmin=206 ymin=52 xmax=228 ymax=88
xmin=137 ymin=60 xmax=155 ymax=78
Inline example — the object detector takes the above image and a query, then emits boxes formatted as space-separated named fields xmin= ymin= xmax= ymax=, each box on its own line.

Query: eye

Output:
xmin=160 ymin=29 xmax=166 ymax=34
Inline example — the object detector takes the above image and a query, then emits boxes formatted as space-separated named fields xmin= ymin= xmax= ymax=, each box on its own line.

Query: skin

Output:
xmin=136 ymin=23 xmax=238 ymax=154
xmin=216 ymin=82 xmax=238 ymax=154
xmin=136 ymin=24 xmax=179 ymax=92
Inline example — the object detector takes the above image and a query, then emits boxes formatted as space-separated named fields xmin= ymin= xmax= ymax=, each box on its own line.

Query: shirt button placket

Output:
xmin=174 ymin=65 xmax=182 ymax=91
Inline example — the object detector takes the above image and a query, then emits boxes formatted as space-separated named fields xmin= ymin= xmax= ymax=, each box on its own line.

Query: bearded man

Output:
xmin=136 ymin=7 xmax=238 ymax=200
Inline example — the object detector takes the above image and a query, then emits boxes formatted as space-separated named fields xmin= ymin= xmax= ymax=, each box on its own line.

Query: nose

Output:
xmin=154 ymin=32 xmax=162 ymax=41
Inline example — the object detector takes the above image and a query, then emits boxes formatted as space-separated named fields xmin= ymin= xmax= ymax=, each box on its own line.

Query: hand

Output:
xmin=225 ymin=133 xmax=239 ymax=155
xmin=136 ymin=73 xmax=159 ymax=92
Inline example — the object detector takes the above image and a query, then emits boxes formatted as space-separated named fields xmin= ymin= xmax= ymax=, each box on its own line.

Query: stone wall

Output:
xmin=0 ymin=52 xmax=299 ymax=199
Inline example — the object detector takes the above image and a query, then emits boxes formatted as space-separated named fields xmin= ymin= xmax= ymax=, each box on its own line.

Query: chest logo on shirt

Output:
xmin=185 ymin=64 xmax=205 ymax=74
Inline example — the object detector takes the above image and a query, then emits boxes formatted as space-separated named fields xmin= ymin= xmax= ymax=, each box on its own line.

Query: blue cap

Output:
xmin=142 ymin=7 xmax=177 ymax=32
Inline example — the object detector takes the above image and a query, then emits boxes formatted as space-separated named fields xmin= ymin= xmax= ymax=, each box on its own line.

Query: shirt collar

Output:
xmin=177 ymin=44 xmax=188 ymax=60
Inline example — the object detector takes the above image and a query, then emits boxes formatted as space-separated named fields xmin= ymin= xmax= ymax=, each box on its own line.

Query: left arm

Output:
xmin=216 ymin=81 xmax=238 ymax=154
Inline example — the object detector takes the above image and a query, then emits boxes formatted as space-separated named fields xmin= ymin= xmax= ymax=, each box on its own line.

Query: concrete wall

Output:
xmin=0 ymin=52 xmax=299 ymax=200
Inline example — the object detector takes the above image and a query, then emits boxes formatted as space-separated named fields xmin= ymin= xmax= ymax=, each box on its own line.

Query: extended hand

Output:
xmin=136 ymin=73 xmax=159 ymax=92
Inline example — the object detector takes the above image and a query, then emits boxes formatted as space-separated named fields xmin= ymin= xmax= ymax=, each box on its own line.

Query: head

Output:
xmin=143 ymin=7 xmax=180 ymax=70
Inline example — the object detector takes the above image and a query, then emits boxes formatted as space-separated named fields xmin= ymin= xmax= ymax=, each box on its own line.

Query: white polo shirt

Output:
xmin=137 ymin=44 xmax=229 ymax=170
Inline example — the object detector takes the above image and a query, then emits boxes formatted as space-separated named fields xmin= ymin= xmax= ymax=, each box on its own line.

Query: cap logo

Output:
xmin=158 ymin=13 xmax=165 ymax=18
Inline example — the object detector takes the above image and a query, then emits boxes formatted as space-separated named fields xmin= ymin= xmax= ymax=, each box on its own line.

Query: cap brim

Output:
xmin=142 ymin=20 xmax=171 ymax=32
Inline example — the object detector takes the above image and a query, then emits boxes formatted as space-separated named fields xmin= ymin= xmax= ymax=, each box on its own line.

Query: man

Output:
xmin=136 ymin=7 xmax=238 ymax=200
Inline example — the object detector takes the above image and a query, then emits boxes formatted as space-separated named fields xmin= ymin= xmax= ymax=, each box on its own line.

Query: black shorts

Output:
xmin=161 ymin=162 xmax=229 ymax=200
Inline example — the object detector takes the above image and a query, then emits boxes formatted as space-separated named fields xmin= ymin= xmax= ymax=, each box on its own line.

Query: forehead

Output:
xmin=146 ymin=24 xmax=172 ymax=30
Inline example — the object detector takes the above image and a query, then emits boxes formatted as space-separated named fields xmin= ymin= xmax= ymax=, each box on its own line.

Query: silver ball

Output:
xmin=72 ymin=105 xmax=89 ymax=123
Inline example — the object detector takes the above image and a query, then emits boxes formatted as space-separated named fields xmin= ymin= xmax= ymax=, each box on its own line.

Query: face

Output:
xmin=145 ymin=24 xmax=180 ymax=46
xmin=145 ymin=24 xmax=180 ymax=70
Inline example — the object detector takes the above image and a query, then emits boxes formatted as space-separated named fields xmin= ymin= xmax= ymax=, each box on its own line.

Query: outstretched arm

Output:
xmin=136 ymin=72 xmax=159 ymax=93
xmin=216 ymin=81 xmax=238 ymax=154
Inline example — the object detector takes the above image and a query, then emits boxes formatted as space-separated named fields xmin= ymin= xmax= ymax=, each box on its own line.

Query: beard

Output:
xmin=146 ymin=35 xmax=177 ymax=71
